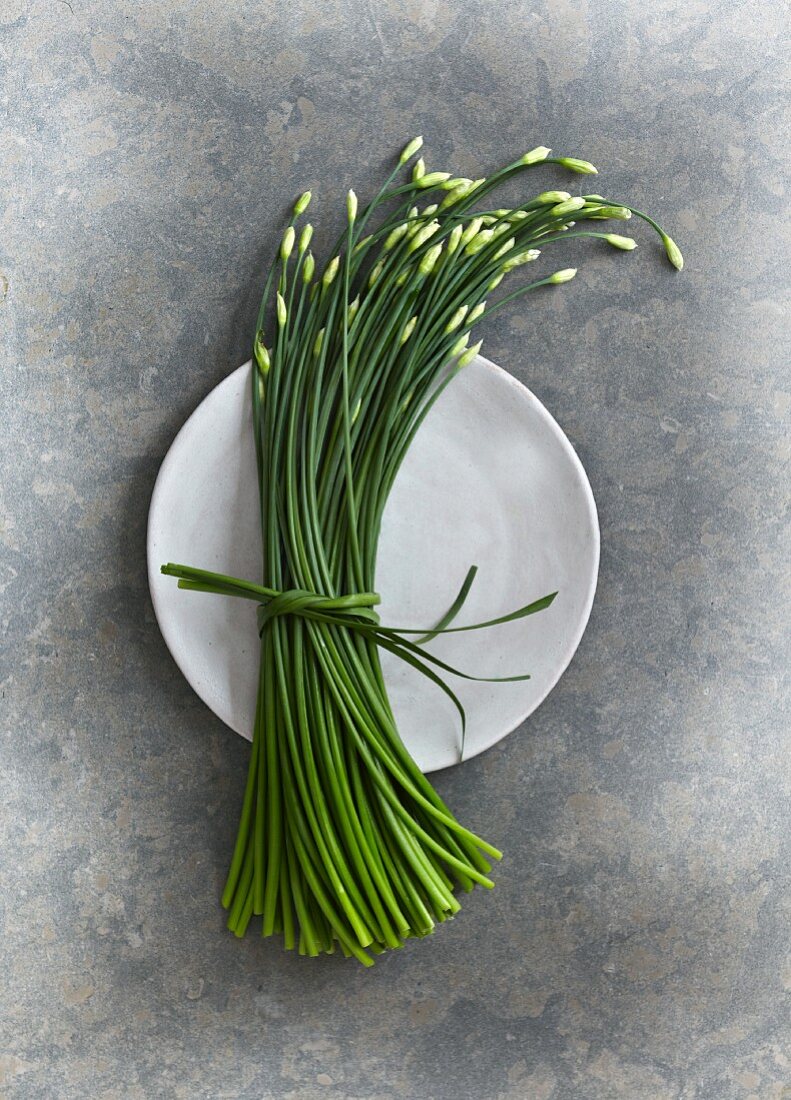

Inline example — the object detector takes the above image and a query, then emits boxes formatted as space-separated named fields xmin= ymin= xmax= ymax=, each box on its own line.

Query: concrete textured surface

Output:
xmin=1 ymin=1 xmax=789 ymax=1097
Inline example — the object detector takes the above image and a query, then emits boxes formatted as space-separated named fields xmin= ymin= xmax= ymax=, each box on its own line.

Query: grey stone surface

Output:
xmin=1 ymin=0 xmax=789 ymax=1097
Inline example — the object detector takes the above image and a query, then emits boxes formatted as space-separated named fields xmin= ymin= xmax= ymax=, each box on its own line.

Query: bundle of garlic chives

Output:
xmin=162 ymin=139 xmax=681 ymax=964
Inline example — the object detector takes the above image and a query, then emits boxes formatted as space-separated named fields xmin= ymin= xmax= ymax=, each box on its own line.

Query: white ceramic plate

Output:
xmin=147 ymin=357 xmax=599 ymax=773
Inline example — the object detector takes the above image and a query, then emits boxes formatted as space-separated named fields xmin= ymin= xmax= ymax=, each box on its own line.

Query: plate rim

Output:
xmin=147 ymin=355 xmax=600 ymax=771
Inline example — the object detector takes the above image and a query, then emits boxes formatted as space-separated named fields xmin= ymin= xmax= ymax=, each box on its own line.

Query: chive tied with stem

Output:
xmin=162 ymin=139 xmax=682 ymax=964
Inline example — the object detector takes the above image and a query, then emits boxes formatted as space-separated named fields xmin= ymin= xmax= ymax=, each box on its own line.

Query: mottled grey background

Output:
xmin=1 ymin=1 xmax=789 ymax=1097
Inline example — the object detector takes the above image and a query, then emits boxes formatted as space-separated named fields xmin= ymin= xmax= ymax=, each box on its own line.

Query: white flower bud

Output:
xmin=384 ymin=222 xmax=410 ymax=250
xmin=605 ymin=234 xmax=637 ymax=251
xmin=302 ymin=251 xmax=315 ymax=283
xmin=662 ymin=233 xmax=684 ymax=271
xmin=293 ymin=190 xmax=312 ymax=215
xmin=254 ymin=329 xmax=270 ymax=374
xmin=488 ymin=272 xmax=504 ymax=290
xmin=494 ymin=236 xmax=516 ymax=260
xmin=445 ymin=305 xmax=469 ymax=333
xmin=280 ymin=225 xmax=295 ymax=261
xmin=407 ymin=220 xmax=440 ymax=252
xmin=520 ymin=146 xmax=551 ymax=165
xmin=447 ymin=224 xmax=463 ymax=255
xmin=458 ymin=339 xmax=483 ymax=367
xmin=459 ymin=217 xmax=483 ymax=249
xmin=298 ymin=223 xmax=313 ymax=253
xmin=368 ymin=260 xmax=384 ymax=288
xmin=467 ymin=301 xmax=485 ymax=323
xmin=503 ymin=249 xmax=540 ymax=272
xmin=400 ymin=315 xmax=418 ymax=344
xmin=550 ymin=197 xmax=587 ymax=218
xmin=465 ymin=228 xmax=494 ymax=255
xmin=346 ymin=189 xmax=358 ymax=221
xmin=535 ymin=190 xmax=571 ymax=204
xmin=439 ymin=183 xmax=473 ymax=209
xmin=313 ymin=327 xmax=325 ymax=357
xmin=418 ymin=242 xmax=443 ymax=275
xmin=548 ymin=268 xmax=577 ymax=284
xmin=450 ymin=332 xmax=469 ymax=357
xmin=440 ymin=177 xmax=474 ymax=191
xmin=348 ymin=294 xmax=360 ymax=321
xmin=411 ymin=157 xmax=426 ymax=182
xmin=276 ymin=292 xmax=287 ymax=326
xmin=416 ymin=172 xmax=452 ymax=189
xmin=322 ymin=255 xmax=340 ymax=287
xmin=399 ymin=135 xmax=424 ymax=164
xmin=556 ymin=156 xmax=598 ymax=175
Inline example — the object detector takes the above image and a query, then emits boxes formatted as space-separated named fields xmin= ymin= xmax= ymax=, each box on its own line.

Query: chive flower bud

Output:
xmin=661 ymin=233 xmax=684 ymax=271
xmin=302 ymin=251 xmax=315 ymax=283
xmin=450 ymin=332 xmax=469 ymax=357
xmin=400 ymin=315 xmax=418 ymax=344
xmin=322 ymin=255 xmax=340 ymax=287
xmin=422 ymin=203 xmax=438 ymax=216
xmin=416 ymin=172 xmax=452 ymax=189
xmin=479 ymin=215 xmax=497 ymax=226
xmin=298 ymin=223 xmax=314 ymax=252
xmin=445 ymin=305 xmax=469 ymax=333
xmin=280 ymin=226 xmax=295 ymax=261
xmin=348 ymin=294 xmax=360 ymax=321
xmin=384 ymin=222 xmax=409 ymax=250
xmin=488 ymin=272 xmax=504 ymax=290
xmin=458 ymin=339 xmax=483 ymax=367
xmin=606 ymin=233 xmax=637 ymax=250
xmin=556 ymin=156 xmax=598 ymax=175
xmin=293 ymin=190 xmax=312 ymax=215
xmin=550 ymin=197 xmax=587 ymax=217
xmin=587 ymin=205 xmax=631 ymax=220
xmin=494 ymin=236 xmax=516 ymax=260
xmin=411 ymin=158 xmax=426 ymax=182
xmin=503 ymin=248 xmax=540 ymax=271
xmin=440 ymin=177 xmax=473 ymax=191
xmin=368 ymin=261 xmax=384 ymax=288
xmin=492 ymin=209 xmax=512 ymax=218
xmin=407 ymin=220 xmax=440 ymax=252
xmin=509 ymin=210 xmax=529 ymax=222
xmin=548 ymin=268 xmax=577 ymax=284
xmin=353 ymin=233 xmax=373 ymax=254
xmin=465 ymin=229 xmax=494 ymax=254
xmin=584 ymin=194 xmax=605 ymax=201
xmin=439 ymin=183 xmax=472 ymax=209
xmin=346 ymin=189 xmax=358 ymax=222
xmin=313 ymin=328 xmax=325 ymax=357
xmin=419 ymin=242 xmax=443 ymax=275
xmin=520 ymin=146 xmax=551 ymax=165
xmin=351 ymin=397 xmax=362 ymax=425
xmin=447 ymin=224 xmax=463 ymax=255
xmin=276 ymin=292 xmax=287 ymax=326
xmin=468 ymin=301 xmax=485 ymax=323
xmin=399 ymin=135 xmax=423 ymax=164
xmin=407 ymin=206 xmax=419 ymax=219
xmin=254 ymin=329 xmax=270 ymax=374
xmin=536 ymin=190 xmax=571 ymax=204
xmin=459 ymin=217 xmax=483 ymax=249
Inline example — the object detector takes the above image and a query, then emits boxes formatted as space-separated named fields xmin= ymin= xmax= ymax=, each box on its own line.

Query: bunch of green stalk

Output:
xmin=162 ymin=139 xmax=681 ymax=965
